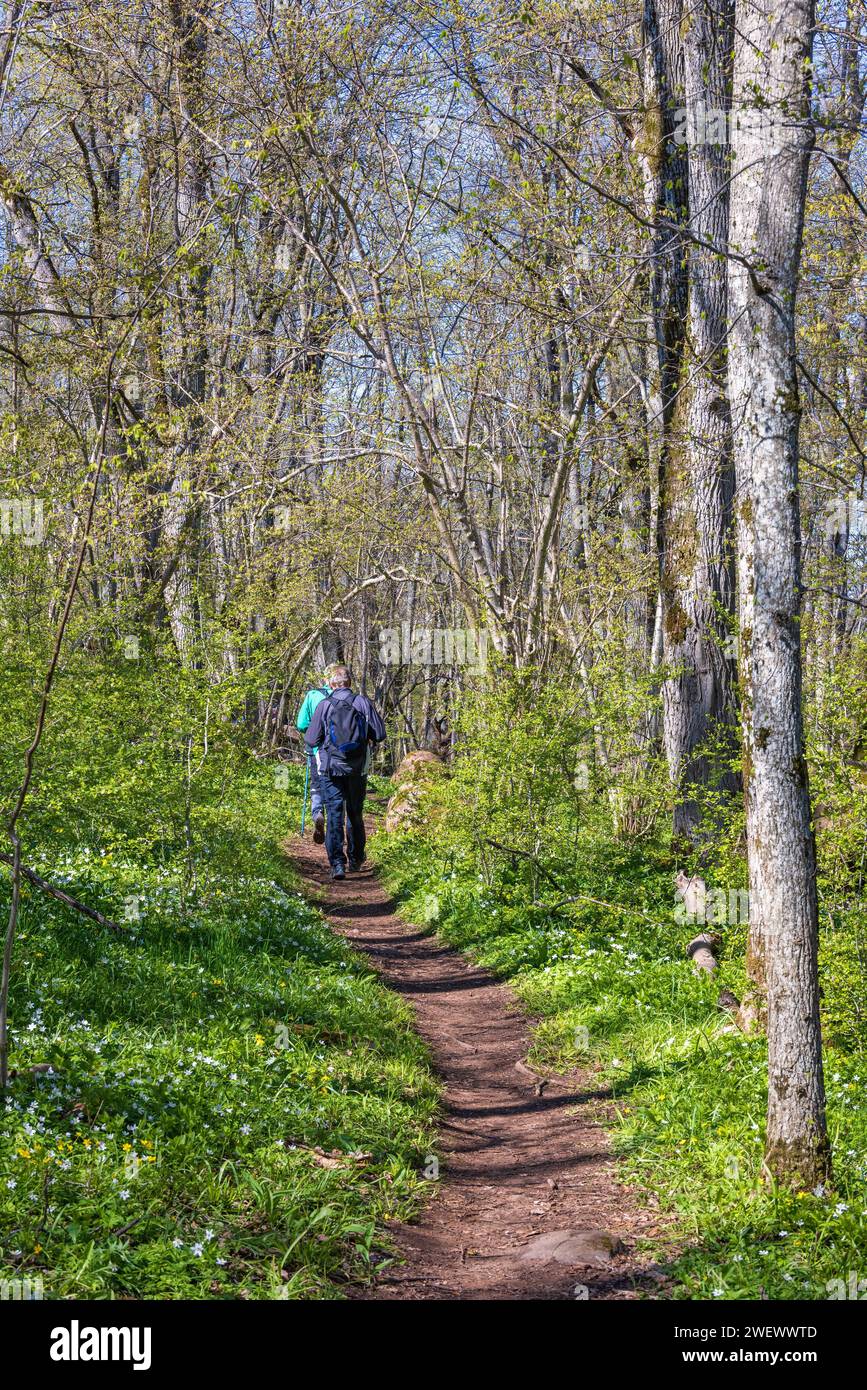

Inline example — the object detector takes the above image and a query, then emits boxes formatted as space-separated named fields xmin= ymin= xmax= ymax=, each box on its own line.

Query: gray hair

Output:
xmin=327 ymin=664 xmax=352 ymax=688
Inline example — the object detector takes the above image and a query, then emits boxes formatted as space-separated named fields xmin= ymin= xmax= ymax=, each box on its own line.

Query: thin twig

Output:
xmin=484 ymin=837 xmax=563 ymax=891
xmin=0 ymin=217 xmax=214 ymax=1086
xmin=0 ymin=854 xmax=128 ymax=935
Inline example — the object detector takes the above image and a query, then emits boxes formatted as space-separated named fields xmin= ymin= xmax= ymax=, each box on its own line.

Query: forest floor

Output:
xmin=286 ymin=825 xmax=666 ymax=1300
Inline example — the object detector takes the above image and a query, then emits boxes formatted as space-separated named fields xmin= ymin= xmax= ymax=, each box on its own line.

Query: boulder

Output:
xmin=391 ymin=750 xmax=443 ymax=786
xmin=518 ymin=1229 xmax=626 ymax=1266
xmin=384 ymin=783 xmax=427 ymax=832
xmin=385 ymin=751 xmax=445 ymax=831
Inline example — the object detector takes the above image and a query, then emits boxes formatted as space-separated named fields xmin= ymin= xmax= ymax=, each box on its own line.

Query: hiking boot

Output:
xmin=331 ymin=864 xmax=345 ymax=881
xmin=312 ymin=813 xmax=325 ymax=844
xmin=348 ymin=859 xmax=363 ymax=872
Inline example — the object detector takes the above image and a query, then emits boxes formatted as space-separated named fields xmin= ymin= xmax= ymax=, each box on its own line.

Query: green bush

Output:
xmin=375 ymin=667 xmax=867 ymax=1301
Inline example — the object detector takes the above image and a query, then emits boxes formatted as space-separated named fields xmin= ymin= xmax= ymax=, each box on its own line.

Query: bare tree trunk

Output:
xmin=643 ymin=0 xmax=696 ymax=832
xmin=728 ymin=0 xmax=830 ymax=1186
xmin=163 ymin=0 xmax=212 ymax=661
xmin=668 ymin=0 xmax=738 ymax=836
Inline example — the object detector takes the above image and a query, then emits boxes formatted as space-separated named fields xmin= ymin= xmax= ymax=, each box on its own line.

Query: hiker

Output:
xmin=295 ymin=671 xmax=333 ymax=843
xmin=304 ymin=665 xmax=386 ymax=880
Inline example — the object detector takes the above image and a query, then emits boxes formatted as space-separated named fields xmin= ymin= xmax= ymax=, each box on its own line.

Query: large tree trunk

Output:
xmin=645 ymin=0 xmax=738 ymax=841
xmin=728 ymin=0 xmax=830 ymax=1186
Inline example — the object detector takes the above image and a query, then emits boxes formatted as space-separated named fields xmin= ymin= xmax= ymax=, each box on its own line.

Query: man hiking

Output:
xmin=295 ymin=671 xmax=333 ymax=843
xmin=304 ymin=666 xmax=386 ymax=880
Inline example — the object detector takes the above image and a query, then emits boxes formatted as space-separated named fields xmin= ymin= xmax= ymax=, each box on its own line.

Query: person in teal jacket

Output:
xmin=296 ymin=677 xmax=331 ymax=842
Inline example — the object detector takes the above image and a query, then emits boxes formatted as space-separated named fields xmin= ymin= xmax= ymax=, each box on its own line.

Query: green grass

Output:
xmin=0 ymin=770 xmax=439 ymax=1300
xmin=375 ymin=824 xmax=867 ymax=1301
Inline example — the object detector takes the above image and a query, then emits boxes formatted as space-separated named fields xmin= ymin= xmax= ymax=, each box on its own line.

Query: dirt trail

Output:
xmin=287 ymin=830 xmax=662 ymax=1300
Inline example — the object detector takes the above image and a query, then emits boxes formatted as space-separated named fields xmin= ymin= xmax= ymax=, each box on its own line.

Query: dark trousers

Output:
xmin=320 ymin=771 xmax=366 ymax=869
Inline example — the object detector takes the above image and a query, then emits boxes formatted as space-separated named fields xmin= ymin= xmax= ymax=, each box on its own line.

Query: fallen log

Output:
xmin=686 ymin=931 xmax=721 ymax=975
xmin=716 ymin=987 xmax=762 ymax=1035
xmin=0 ymin=853 xmax=128 ymax=934
xmin=717 ymin=989 xmax=741 ymax=1014
xmin=7 ymin=1062 xmax=60 ymax=1080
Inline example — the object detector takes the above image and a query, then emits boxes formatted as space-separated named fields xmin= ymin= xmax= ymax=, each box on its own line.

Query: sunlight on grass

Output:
xmin=377 ymin=822 xmax=867 ymax=1302
xmin=0 ymin=770 xmax=438 ymax=1300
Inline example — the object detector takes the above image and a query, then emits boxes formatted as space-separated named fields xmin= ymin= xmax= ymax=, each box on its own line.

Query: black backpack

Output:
xmin=323 ymin=694 xmax=368 ymax=773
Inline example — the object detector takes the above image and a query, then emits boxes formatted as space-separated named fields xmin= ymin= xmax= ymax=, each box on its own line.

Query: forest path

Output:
xmin=285 ymin=826 xmax=662 ymax=1301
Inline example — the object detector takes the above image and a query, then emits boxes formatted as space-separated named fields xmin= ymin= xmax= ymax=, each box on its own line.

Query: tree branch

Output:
xmin=0 ymin=854 xmax=128 ymax=935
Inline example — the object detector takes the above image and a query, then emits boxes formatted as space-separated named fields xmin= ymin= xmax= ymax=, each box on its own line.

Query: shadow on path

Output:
xmin=285 ymin=831 xmax=665 ymax=1301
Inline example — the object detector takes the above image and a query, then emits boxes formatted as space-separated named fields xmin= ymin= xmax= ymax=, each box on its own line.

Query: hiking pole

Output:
xmin=300 ymin=757 xmax=310 ymax=836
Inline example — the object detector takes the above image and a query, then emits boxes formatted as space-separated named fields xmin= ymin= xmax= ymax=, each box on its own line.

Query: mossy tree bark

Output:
xmin=728 ymin=0 xmax=830 ymax=1187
